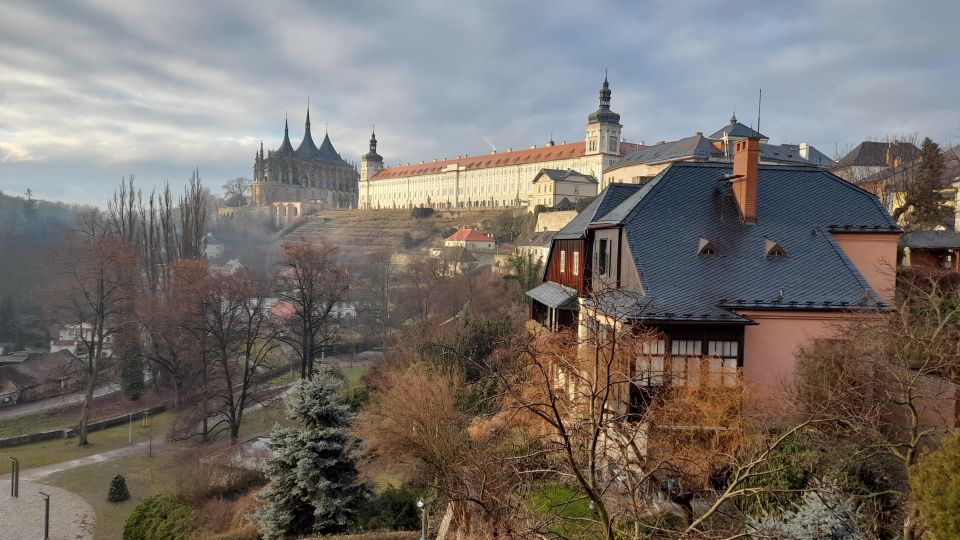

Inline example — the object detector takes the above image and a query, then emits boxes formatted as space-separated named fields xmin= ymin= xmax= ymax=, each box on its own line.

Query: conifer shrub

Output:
xmin=123 ymin=493 xmax=195 ymax=540
xmin=108 ymin=474 xmax=130 ymax=502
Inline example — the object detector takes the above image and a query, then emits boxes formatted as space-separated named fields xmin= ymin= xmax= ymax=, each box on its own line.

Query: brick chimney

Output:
xmin=731 ymin=137 xmax=760 ymax=224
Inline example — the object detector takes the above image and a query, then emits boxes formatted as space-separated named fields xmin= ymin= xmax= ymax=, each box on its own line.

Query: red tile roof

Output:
xmin=369 ymin=141 xmax=643 ymax=181
xmin=445 ymin=227 xmax=493 ymax=242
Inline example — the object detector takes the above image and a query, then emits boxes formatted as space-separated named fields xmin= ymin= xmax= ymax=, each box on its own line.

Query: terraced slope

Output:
xmin=282 ymin=209 xmax=519 ymax=255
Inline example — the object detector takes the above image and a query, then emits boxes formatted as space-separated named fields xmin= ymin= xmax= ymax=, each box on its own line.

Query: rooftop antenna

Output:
xmin=756 ymin=88 xmax=762 ymax=135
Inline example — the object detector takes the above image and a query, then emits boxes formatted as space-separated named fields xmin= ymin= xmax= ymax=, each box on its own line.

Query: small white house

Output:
xmin=444 ymin=228 xmax=496 ymax=251
xmin=50 ymin=323 xmax=113 ymax=357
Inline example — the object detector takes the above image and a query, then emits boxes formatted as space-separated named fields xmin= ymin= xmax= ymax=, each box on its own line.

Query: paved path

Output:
xmin=0 ymin=479 xmax=94 ymax=539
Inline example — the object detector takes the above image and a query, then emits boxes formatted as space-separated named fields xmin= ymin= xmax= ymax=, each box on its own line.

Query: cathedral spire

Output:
xmin=277 ymin=110 xmax=295 ymax=154
xmin=296 ymin=98 xmax=320 ymax=158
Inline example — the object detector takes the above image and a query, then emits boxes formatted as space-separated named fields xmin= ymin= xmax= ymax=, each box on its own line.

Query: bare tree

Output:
xmin=222 ymin=176 xmax=251 ymax=208
xmin=793 ymin=272 xmax=960 ymax=540
xmin=276 ymin=239 xmax=350 ymax=378
xmin=49 ymin=210 xmax=135 ymax=445
xmin=203 ymin=268 xmax=281 ymax=442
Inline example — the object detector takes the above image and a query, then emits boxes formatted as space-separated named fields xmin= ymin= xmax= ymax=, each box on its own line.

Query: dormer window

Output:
xmin=765 ymin=238 xmax=788 ymax=258
xmin=697 ymin=237 xmax=719 ymax=256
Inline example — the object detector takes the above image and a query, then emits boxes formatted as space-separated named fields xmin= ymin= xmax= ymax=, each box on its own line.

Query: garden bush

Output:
xmin=123 ymin=493 xmax=195 ymax=540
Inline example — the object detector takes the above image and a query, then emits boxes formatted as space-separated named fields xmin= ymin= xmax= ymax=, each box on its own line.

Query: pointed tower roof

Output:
xmin=587 ymin=72 xmax=621 ymax=125
xmin=276 ymin=113 xmax=295 ymax=155
xmin=296 ymin=101 xmax=321 ymax=159
xmin=316 ymin=133 xmax=344 ymax=162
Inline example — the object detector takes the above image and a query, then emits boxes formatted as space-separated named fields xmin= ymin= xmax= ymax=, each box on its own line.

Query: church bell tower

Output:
xmin=585 ymin=72 xmax=622 ymax=157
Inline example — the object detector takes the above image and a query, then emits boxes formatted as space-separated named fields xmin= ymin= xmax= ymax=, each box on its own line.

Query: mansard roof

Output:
xmin=584 ymin=162 xmax=899 ymax=322
xmin=533 ymin=169 xmax=598 ymax=184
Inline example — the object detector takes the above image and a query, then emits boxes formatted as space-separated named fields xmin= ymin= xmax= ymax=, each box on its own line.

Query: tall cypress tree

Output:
xmin=253 ymin=367 xmax=368 ymax=538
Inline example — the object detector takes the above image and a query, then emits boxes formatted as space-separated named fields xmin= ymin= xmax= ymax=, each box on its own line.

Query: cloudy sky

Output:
xmin=0 ymin=0 xmax=957 ymax=205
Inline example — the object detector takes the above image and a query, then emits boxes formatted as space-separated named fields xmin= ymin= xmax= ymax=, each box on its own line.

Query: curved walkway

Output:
xmin=0 ymin=479 xmax=94 ymax=539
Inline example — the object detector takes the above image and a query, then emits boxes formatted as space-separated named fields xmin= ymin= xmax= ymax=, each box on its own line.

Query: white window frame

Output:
xmin=671 ymin=339 xmax=702 ymax=387
xmin=560 ymin=250 xmax=566 ymax=273
xmin=572 ymin=252 xmax=579 ymax=276
xmin=707 ymin=340 xmax=739 ymax=388
xmin=635 ymin=339 xmax=666 ymax=387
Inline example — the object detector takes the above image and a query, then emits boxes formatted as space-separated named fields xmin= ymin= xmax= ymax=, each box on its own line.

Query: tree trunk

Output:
xmin=77 ymin=376 xmax=95 ymax=446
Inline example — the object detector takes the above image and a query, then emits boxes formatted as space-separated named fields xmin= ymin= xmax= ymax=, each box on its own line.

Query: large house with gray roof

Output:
xmin=527 ymin=136 xmax=900 ymax=402
xmin=603 ymin=114 xmax=835 ymax=185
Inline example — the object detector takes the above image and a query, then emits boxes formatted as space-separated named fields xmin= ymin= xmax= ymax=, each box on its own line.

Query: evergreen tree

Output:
xmin=253 ymin=367 xmax=368 ymax=538
xmin=750 ymin=487 xmax=866 ymax=540
xmin=108 ymin=474 xmax=131 ymax=502
xmin=120 ymin=354 xmax=145 ymax=401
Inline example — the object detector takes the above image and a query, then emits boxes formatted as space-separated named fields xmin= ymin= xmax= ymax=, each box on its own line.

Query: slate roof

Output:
xmin=526 ymin=281 xmax=578 ymax=309
xmin=709 ymin=116 xmax=766 ymax=140
xmin=608 ymin=136 xmax=823 ymax=173
xmin=900 ymin=230 xmax=960 ymax=250
xmin=608 ymin=135 xmax=717 ymax=172
xmin=835 ymin=141 xmax=920 ymax=168
xmin=584 ymin=162 xmax=899 ymax=322
xmin=534 ymin=169 xmax=598 ymax=184
xmin=520 ymin=230 xmax=557 ymax=247
xmin=554 ymin=183 xmax=645 ymax=240
xmin=779 ymin=144 xmax=837 ymax=167
xmin=759 ymin=143 xmax=815 ymax=166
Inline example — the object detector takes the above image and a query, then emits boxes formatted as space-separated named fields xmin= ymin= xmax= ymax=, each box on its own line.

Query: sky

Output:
xmin=0 ymin=0 xmax=957 ymax=206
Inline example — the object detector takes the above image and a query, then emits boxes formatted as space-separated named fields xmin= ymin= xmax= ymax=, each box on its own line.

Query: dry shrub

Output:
xmin=175 ymin=445 xmax=223 ymax=504
xmin=193 ymin=498 xmax=235 ymax=533
xmin=188 ymin=491 xmax=262 ymax=540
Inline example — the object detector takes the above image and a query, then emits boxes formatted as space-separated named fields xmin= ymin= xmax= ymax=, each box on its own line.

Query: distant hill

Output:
xmin=0 ymin=190 xmax=91 ymax=347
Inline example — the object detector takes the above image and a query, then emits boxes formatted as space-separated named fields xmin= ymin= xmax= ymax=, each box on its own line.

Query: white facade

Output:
xmin=359 ymin=77 xmax=630 ymax=210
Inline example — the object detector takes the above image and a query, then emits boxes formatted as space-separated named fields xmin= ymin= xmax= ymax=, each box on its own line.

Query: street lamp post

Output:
xmin=417 ymin=498 xmax=427 ymax=540
xmin=8 ymin=457 xmax=19 ymax=497
xmin=38 ymin=490 xmax=50 ymax=540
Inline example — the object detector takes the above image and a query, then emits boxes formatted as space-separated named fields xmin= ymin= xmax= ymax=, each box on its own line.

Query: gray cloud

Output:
xmin=0 ymin=0 xmax=957 ymax=204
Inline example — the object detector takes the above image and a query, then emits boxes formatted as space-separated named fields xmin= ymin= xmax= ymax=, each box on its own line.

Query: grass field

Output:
xmin=4 ymin=411 xmax=176 ymax=470
xmin=45 ymin=451 xmax=180 ymax=540
xmin=9 ymin=365 xmax=372 ymax=538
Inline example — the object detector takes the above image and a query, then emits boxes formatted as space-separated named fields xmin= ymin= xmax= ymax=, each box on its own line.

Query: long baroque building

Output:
xmin=359 ymin=76 xmax=640 ymax=209
xmin=250 ymin=107 xmax=359 ymax=208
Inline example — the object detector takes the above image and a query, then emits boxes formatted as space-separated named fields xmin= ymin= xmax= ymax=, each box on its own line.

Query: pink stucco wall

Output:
xmin=832 ymin=233 xmax=900 ymax=303
xmin=738 ymin=310 xmax=850 ymax=394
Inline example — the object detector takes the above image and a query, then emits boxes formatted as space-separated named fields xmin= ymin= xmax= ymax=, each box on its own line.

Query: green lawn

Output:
xmin=340 ymin=365 xmax=367 ymax=386
xmin=45 ymin=451 xmax=180 ymax=540
xmin=0 ymin=408 xmax=81 ymax=438
xmin=3 ymin=412 xmax=176 ymax=470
